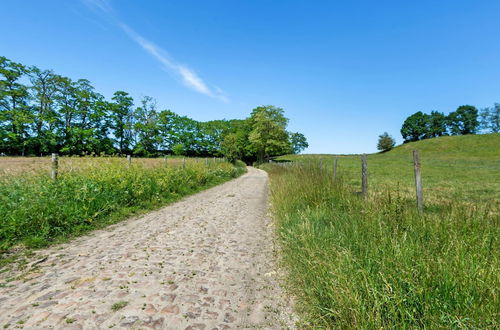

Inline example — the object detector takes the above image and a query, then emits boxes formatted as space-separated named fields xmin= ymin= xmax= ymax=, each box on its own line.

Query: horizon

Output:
xmin=1 ymin=0 xmax=499 ymax=153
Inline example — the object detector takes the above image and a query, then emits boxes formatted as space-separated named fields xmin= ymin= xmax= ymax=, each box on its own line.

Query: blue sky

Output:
xmin=2 ymin=0 xmax=499 ymax=153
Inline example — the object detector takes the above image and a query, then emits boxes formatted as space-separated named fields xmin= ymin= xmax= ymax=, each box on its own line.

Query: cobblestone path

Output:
xmin=0 ymin=167 xmax=295 ymax=329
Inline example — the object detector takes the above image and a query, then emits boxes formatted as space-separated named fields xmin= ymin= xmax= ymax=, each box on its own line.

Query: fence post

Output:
xmin=361 ymin=154 xmax=368 ymax=198
xmin=413 ymin=150 xmax=424 ymax=214
xmin=205 ymin=158 xmax=208 ymax=165
xmin=183 ymin=157 xmax=186 ymax=169
xmin=164 ymin=156 xmax=168 ymax=167
xmin=127 ymin=155 xmax=131 ymax=167
xmin=333 ymin=158 xmax=338 ymax=181
xmin=51 ymin=153 xmax=58 ymax=180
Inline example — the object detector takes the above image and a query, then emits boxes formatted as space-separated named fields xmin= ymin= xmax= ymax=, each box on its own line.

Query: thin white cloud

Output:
xmin=82 ymin=0 xmax=228 ymax=102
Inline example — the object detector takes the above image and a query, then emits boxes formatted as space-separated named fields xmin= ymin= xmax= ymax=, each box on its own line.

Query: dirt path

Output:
xmin=0 ymin=167 xmax=295 ymax=329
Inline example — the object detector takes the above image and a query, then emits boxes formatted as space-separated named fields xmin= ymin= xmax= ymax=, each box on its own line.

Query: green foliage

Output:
xmin=266 ymin=134 xmax=499 ymax=328
xmin=479 ymin=103 xmax=500 ymax=133
xmin=427 ymin=110 xmax=447 ymax=138
xmin=401 ymin=105 xmax=482 ymax=143
xmin=376 ymin=132 xmax=395 ymax=151
xmin=289 ymin=132 xmax=308 ymax=154
xmin=221 ymin=133 xmax=240 ymax=162
xmin=400 ymin=111 xmax=429 ymax=142
xmin=447 ymin=105 xmax=479 ymax=135
xmin=248 ymin=105 xmax=291 ymax=162
xmin=0 ymin=56 xmax=306 ymax=161
xmin=0 ymin=158 xmax=245 ymax=251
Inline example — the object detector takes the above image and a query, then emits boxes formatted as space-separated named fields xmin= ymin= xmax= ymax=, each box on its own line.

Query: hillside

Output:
xmin=279 ymin=133 xmax=500 ymax=204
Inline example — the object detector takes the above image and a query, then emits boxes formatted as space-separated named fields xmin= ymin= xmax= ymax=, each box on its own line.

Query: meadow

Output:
xmin=0 ymin=156 xmax=245 ymax=252
xmin=265 ymin=133 xmax=499 ymax=328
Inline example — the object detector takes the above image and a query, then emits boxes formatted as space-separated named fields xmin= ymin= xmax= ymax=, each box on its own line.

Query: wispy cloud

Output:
xmin=82 ymin=0 xmax=228 ymax=102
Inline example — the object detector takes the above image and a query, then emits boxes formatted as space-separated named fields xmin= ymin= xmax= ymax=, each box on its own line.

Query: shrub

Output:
xmin=377 ymin=132 xmax=396 ymax=151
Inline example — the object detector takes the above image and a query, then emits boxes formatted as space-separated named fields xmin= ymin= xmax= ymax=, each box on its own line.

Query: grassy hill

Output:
xmin=278 ymin=133 xmax=500 ymax=205
xmin=265 ymin=133 xmax=499 ymax=328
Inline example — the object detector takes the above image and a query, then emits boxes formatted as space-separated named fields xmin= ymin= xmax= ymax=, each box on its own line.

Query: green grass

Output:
xmin=0 ymin=158 xmax=245 ymax=252
xmin=265 ymin=134 xmax=499 ymax=329
xmin=278 ymin=133 xmax=500 ymax=205
xmin=111 ymin=301 xmax=128 ymax=311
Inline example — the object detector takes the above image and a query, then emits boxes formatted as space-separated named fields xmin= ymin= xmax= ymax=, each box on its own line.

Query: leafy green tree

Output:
xmin=172 ymin=143 xmax=185 ymax=156
xmin=377 ymin=132 xmax=396 ymax=151
xmin=248 ymin=105 xmax=291 ymax=162
xmin=480 ymin=104 xmax=500 ymax=133
xmin=29 ymin=66 xmax=60 ymax=154
xmin=447 ymin=105 xmax=479 ymax=135
xmin=427 ymin=111 xmax=447 ymax=138
xmin=490 ymin=103 xmax=500 ymax=133
xmin=110 ymin=91 xmax=134 ymax=154
xmin=0 ymin=56 xmax=31 ymax=155
xmin=133 ymin=96 xmax=161 ymax=156
xmin=400 ymin=111 xmax=429 ymax=142
xmin=289 ymin=132 xmax=308 ymax=154
xmin=221 ymin=133 xmax=240 ymax=162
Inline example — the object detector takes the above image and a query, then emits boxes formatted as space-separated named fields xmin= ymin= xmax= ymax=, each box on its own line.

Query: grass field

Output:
xmin=278 ymin=133 xmax=500 ymax=206
xmin=0 ymin=155 xmax=214 ymax=177
xmin=265 ymin=133 xmax=499 ymax=329
xmin=0 ymin=156 xmax=244 ymax=253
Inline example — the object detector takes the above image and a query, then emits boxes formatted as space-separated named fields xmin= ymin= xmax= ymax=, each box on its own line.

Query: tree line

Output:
xmin=401 ymin=104 xmax=500 ymax=143
xmin=0 ymin=56 xmax=307 ymax=162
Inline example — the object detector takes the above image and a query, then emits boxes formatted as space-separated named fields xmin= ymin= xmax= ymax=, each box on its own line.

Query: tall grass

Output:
xmin=264 ymin=164 xmax=498 ymax=328
xmin=0 ymin=158 xmax=245 ymax=251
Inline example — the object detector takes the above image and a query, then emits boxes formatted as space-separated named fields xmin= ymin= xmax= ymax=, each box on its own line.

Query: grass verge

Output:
xmin=263 ymin=164 xmax=498 ymax=328
xmin=0 ymin=158 xmax=245 ymax=253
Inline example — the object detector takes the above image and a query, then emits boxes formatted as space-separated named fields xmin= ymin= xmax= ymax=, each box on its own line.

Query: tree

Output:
xmin=133 ymin=96 xmax=161 ymax=156
xmin=427 ymin=111 xmax=447 ymax=138
xmin=447 ymin=105 xmax=479 ymax=135
xmin=28 ymin=66 xmax=61 ymax=155
xmin=110 ymin=91 xmax=134 ymax=154
xmin=479 ymin=104 xmax=500 ymax=133
xmin=289 ymin=132 xmax=308 ymax=154
xmin=0 ymin=56 xmax=31 ymax=155
xmin=221 ymin=133 xmax=240 ymax=162
xmin=248 ymin=105 xmax=291 ymax=163
xmin=400 ymin=111 xmax=429 ymax=142
xmin=490 ymin=103 xmax=500 ymax=133
xmin=377 ymin=132 xmax=396 ymax=152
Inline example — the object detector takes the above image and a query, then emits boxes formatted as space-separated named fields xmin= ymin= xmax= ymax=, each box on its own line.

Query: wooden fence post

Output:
xmin=333 ymin=158 xmax=338 ymax=181
xmin=51 ymin=153 xmax=58 ymax=180
xmin=164 ymin=156 xmax=168 ymax=167
xmin=182 ymin=157 xmax=186 ymax=169
xmin=413 ymin=150 xmax=424 ymax=214
xmin=205 ymin=158 xmax=208 ymax=165
xmin=127 ymin=155 xmax=131 ymax=166
xmin=361 ymin=154 xmax=368 ymax=198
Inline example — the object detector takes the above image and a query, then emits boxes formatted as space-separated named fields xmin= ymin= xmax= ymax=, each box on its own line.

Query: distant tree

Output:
xmin=110 ymin=91 xmax=134 ymax=154
xmin=29 ymin=66 xmax=59 ymax=154
xmin=490 ymin=103 xmax=500 ymax=133
xmin=133 ymin=96 xmax=161 ymax=156
xmin=0 ymin=55 xmax=309 ymax=159
xmin=377 ymin=132 xmax=396 ymax=152
xmin=0 ymin=56 xmax=31 ymax=155
xmin=479 ymin=104 xmax=500 ymax=133
xmin=289 ymin=132 xmax=308 ymax=154
xmin=479 ymin=107 xmax=490 ymax=132
xmin=447 ymin=105 xmax=479 ymax=135
xmin=172 ymin=143 xmax=185 ymax=156
xmin=221 ymin=133 xmax=240 ymax=162
xmin=248 ymin=105 xmax=291 ymax=163
xmin=427 ymin=111 xmax=447 ymax=138
xmin=400 ymin=111 xmax=429 ymax=142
